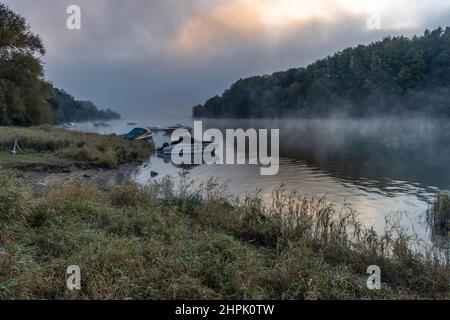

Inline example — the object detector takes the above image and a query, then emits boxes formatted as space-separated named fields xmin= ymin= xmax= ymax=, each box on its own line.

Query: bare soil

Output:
xmin=22 ymin=162 xmax=141 ymax=195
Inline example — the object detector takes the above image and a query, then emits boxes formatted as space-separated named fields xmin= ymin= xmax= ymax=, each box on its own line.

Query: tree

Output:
xmin=193 ymin=27 xmax=450 ymax=118
xmin=0 ymin=5 xmax=121 ymax=126
xmin=0 ymin=3 xmax=52 ymax=126
xmin=48 ymin=88 xmax=121 ymax=124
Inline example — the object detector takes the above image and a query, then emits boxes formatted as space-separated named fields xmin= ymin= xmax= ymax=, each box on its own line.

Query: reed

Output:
xmin=1 ymin=171 xmax=448 ymax=300
xmin=427 ymin=193 xmax=450 ymax=240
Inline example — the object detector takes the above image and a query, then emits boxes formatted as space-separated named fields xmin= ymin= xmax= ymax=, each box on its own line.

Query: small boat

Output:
xmin=122 ymin=128 xmax=154 ymax=142
xmin=127 ymin=122 xmax=138 ymax=126
xmin=157 ymin=137 xmax=214 ymax=156
xmin=147 ymin=126 xmax=165 ymax=132
xmin=61 ymin=122 xmax=75 ymax=129
xmin=160 ymin=143 xmax=214 ymax=156
xmin=94 ymin=121 xmax=110 ymax=127
xmin=163 ymin=124 xmax=193 ymax=133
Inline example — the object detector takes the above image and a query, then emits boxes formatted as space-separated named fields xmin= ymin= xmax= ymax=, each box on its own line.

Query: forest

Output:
xmin=48 ymin=88 xmax=120 ymax=124
xmin=0 ymin=4 xmax=119 ymax=126
xmin=193 ymin=27 xmax=450 ymax=118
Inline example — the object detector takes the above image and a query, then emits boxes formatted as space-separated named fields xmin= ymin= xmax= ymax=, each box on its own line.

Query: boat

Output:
xmin=93 ymin=121 xmax=110 ymax=127
xmin=159 ymin=143 xmax=214 ymax=156
xmin=157 ymin=137 xmax=214 ymax=156
xmin=61 ymin=122 xmax=75 ymax=129
xmin=163 ymin=124 xmax=193 ymax=133
xmin=127 ymin=122 xmax=138 ymax=126
xmin=147 ymin=126 xmax=165 ymax=132
xmin=122 ymin=128 xmax=154 ymax=142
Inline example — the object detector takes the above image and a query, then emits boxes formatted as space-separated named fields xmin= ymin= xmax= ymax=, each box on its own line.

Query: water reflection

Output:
xmin=201 ymin=118 xmax=450 ymax=191
xmin=71 ymin=117 xmax=450 ymax=242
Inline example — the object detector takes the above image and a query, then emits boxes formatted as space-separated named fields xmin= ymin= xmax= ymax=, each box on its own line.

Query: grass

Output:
xmin=427 ymin=193 xmax=450 ymax=242
xmin=0 ymin=170 xmax=448 ymax=300
xmin=0 ymin=126 xmax=153 ymax=169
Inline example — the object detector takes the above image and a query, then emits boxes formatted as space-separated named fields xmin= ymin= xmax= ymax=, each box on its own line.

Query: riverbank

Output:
xmin=0 ymin=125 xmax=153 ymax=193
xmin=21 ymin=162 xmax=142 ymax=195
xmin=0 ymin=125 xmax=153 ymax=170
xmin=0 ymin=172 xmax=448 ymax=299
xmin=0 ymin=126 xmax=448 ymax=300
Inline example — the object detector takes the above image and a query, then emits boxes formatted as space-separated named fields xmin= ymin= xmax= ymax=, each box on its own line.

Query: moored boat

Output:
xmin=163 ymin=124 xmax=193 ymax=133
xmin=122 ymin=128 xmax=154 ymax=142
xmin=94 ymin=121 xmax=110 ymax=127
xmin=147 ymin=126 xmax=165 ymax=132
xmin=157 ymin=137 xmax=214 ymax=156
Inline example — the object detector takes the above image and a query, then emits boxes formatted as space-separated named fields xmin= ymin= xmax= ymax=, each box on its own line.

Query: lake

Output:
xmin=71 ymin=117 xmax=450 ymax=244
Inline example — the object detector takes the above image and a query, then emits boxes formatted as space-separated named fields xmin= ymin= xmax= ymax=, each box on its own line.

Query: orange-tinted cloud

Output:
xmin=168 ymin=0 xmax=450 ymax=55
xmin=169 ymin=0 xmax=341 ymax=55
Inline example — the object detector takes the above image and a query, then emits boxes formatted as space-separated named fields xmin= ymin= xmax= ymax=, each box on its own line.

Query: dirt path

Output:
xmin=22 ymin=162 xmax=141 ymax=194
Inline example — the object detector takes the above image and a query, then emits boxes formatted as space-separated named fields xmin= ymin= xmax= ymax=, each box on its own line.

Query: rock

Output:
xmin=83 ymin=173 xmax=91 ymax=178
xmin=150 ymin=171 xmax=158 ymax=178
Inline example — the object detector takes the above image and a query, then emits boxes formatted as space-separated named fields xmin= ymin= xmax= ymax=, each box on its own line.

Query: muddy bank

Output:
xmin=22 ymin=162 xmax=142 ymax=195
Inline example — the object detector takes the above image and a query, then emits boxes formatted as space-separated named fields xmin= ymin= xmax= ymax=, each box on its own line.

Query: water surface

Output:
xmin=72 ymin=117 xmax=450 ymax=241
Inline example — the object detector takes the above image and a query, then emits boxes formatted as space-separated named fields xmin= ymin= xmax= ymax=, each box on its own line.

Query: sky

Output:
xmin=4 ymin=0 xmax=450 ymax=117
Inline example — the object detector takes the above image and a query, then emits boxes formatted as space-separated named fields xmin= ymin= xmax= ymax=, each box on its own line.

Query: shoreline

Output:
xmin=1 ymin=166 xmax=448 ymax=299
xmin=20 ymin=161 xmax=143 ymax=195
xmin=0 ymin=125 xmax=154 ymax=193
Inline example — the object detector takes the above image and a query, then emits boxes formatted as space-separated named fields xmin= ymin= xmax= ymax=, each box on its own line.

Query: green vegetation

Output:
xmin=194 ymin=27 xmax=450 ymax=118
xmin=0 ymin=4 xmax=52 ymax=126
xmin=0 ymin=126 xmax=152 ymax=169
xmin=0 ymin=172 xmax=447 ymax=300
xmin=1 ymin=3 xmax=448 ymax=301
xmin=0 ymin=4 xmax=119 ymax=126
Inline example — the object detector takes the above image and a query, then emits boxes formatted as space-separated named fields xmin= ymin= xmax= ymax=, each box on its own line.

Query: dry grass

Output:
xmin=0 ymin=126 xmax=153 ymax=169
xmin=428 ymin=193 xmax=450 ymax=235
xmin=0 ymin=171 xmax=448 ymax=300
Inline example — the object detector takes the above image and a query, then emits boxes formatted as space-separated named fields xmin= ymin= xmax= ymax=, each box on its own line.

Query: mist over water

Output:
xmin=202 ymin=117 xmax=450 ymax=190
xmin=73 ymin=116 xmax=450 ymax=243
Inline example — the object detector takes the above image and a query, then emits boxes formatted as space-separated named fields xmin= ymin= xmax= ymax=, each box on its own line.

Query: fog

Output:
xmin=201 ymin=117 xmax=450 ymax=191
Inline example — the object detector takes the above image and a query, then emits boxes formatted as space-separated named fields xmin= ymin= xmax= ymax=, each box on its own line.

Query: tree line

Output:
xmin=48 ymin=88 xmax=120 ymax=124
xmin=193 ymin=27 xmax=450 ymax=118
xmin=0 ymin=4 xmax=120 ymax=126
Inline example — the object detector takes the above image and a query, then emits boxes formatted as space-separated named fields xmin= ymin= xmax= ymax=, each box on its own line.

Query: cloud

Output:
xmin=2 ymin=0 xmax=450 ymax=117
xmin=168 ymin=0 xmax=450 ymax=56
xmin=168 ymin=0 xmax=357 ymax=56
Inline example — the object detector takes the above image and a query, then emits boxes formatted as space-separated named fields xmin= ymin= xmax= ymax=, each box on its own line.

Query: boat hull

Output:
xmin=161 ymin=143 xmax=215 ymax=156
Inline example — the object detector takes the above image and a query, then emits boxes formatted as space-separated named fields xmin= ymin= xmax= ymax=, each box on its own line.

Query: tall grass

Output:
xmin=0 ymin=170 xmax=448 ymax=300
xmin=428 ymin=193 xmax=450 ymax=237
xmin=0 ymin=126 xmax=152 ymax=168
xmin=427 ymin=193 xmax=450 ymax=263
